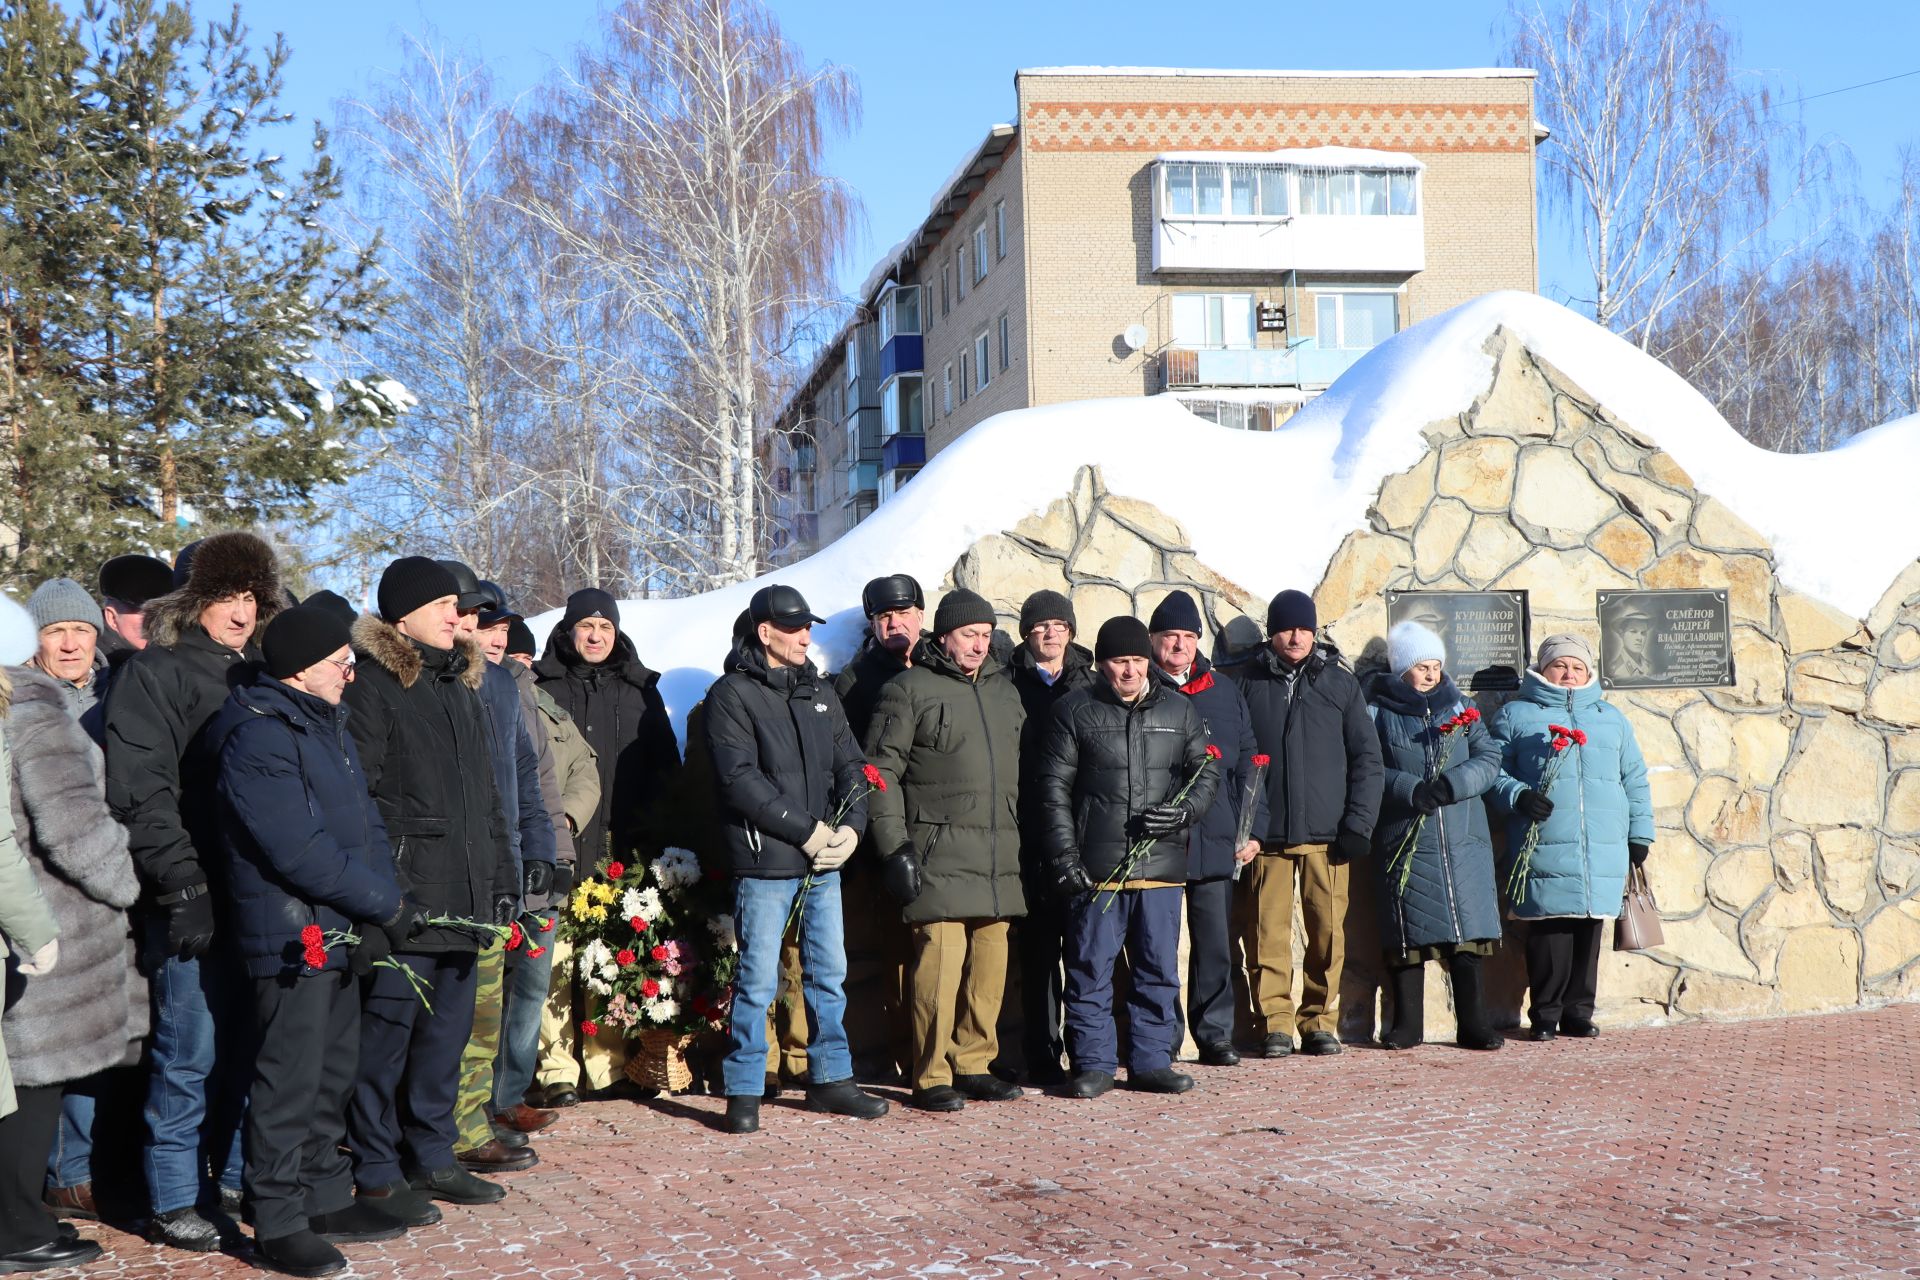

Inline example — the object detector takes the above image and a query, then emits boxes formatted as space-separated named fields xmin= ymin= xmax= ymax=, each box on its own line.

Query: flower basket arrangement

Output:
xmin=559 ymin=848 xmax=740 ymax=1056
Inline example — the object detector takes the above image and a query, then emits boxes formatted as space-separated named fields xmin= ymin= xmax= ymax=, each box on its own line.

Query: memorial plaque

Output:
xmin=1596 ymin=589 xmax=1734 ymax=689
xmin=1384 ymin=590 xmax=1530 ymax=691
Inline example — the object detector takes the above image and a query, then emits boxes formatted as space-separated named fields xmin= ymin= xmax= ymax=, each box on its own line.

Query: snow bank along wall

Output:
xmin=926 ymin=325 xmax=1920 ymax=1036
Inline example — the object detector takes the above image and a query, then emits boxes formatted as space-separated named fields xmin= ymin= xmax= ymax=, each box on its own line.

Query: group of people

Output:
xmin=0 ymin=535 xmax=1656 ymax=1277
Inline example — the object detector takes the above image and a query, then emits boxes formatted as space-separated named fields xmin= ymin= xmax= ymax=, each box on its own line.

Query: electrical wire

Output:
xmin=1780 ymin=67 xmax=1920 ymax=107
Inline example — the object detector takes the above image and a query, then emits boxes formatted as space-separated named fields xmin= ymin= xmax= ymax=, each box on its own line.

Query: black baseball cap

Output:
xmin=749 ymin=585 xmax=825 ymax=629
xmin=861 ymin=574 xmax=924 ymax=619
xmin=433 ymin=559 xmax=492 ymax=611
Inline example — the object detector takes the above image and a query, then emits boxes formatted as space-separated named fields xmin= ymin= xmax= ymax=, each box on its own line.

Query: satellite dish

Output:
xmin=1122 ymin=323 xmax=1148 ymax=352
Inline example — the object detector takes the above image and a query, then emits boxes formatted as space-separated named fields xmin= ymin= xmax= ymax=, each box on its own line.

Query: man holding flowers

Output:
xmin=703 ymin=585 xmax=888 ymax=1134
xmin=1035 ymin=615 xmax=1218 ymax=1099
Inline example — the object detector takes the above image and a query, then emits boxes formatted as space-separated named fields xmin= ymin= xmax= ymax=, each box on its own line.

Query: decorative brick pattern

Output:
xmin=1025 ymin=100 xmax=1533 ymax=153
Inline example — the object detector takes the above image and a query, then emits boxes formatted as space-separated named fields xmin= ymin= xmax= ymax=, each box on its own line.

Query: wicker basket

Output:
xmin=626 ymin=1028 xmax=695 ymax=1093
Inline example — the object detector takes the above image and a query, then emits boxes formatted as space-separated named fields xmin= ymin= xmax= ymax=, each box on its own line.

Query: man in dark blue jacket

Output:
xmin=209 ymin=606 xmax=430 ymax=1278
xmin=1147 ymin=592 xmax=1263 ymax=1068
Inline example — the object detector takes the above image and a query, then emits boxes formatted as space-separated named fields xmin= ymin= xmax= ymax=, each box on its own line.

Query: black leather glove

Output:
xmin=1516 ymin=789 xmax=1555 ymax=821
xmin=880 ymin=845 xmax=922 ymax=905
xmin=160 ymin=883 xmax=216 ymax=960
xmin=1050 ymin=860 xmax=1096 ymax=901
xmin=493 ymin=893 xmax=520 ymax=926
xmin=1629 ymin=842 xmax=1650 ymax=867
xmin=1137 ymin=801 xmax=1195 ymax=838
xmin=379 ymin=894 xmax=432 ymax=950
xmin=1408 ymin=782 xmax=1442 ymax=817
xmin=551 ymin=861 xmax=576 ymax=900
xmin=1329 ymin=830 xmax=1370 ymax=866
xmin=351 ymin=924 xmax=392 ymax=977
xmin=524 ymin=860 xmax=553 ymax=898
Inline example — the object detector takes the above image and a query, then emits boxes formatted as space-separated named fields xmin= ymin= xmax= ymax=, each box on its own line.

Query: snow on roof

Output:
xmin=532 ymin=290 xmax=1919 ymax=739
xmin=1020 ymin=66 xmax=1535 ymax=80
xmin=1157 ymin=147 xmax=1424 ymax=170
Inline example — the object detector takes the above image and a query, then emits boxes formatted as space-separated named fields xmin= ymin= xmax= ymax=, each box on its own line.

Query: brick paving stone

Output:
xmin=48 ymin=1004 xmax=1920 ymax=1279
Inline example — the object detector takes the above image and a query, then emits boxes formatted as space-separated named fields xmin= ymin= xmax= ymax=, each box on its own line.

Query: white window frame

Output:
xmin=956 ymin=247 xmax=968 ymax=300
xmin=958 ymin=351 xmax=969 ymax=403
xmin=942 ymin=362 xmax=954 ymax=413
xmin=998 ymin=312 xmax=1011 ymax=372
xmin=974 ymin=330 xmax=990 ymax=391
xmin=1313 ymin=289 xmax=1401 ymax=350
xmin=972 ymin=223 xmax=989 ymax=282
xmin=994 ymin=200 xmax=1007 ymax=260
xmin=1170 ymin=292 xmax=1257 ymax=350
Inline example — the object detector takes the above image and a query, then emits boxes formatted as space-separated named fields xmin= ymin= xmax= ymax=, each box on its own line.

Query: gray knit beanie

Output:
xmin=27 ymin=578 xmax=104 ymax=635
xmin=1534 ymin=633 xmax=1595 ymax=672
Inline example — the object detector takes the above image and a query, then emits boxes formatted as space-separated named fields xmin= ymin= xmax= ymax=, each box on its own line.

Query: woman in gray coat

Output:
xmin=1366 ymin=623 xmax=1504 ymax=1051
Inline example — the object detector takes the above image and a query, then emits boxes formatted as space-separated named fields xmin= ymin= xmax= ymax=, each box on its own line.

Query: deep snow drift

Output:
xmin=529 ymin=291 xmax=1920 ymax=733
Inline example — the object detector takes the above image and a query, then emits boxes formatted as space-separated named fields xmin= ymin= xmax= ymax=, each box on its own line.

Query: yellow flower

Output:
xmin=590 ymin=880 xmax=618 ymax=905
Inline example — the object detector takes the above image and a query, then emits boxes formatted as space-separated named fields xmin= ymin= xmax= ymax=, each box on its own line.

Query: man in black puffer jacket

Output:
xmin=343 ymin=558 xmax=514 ymax=1211
xmin=703 ymin=585 xmax=889 ymax=1135
xmin=1225 ymin=589 xmax=1383 ymax=1060
xmin=1036 ymin=616 xmax=1218 ymax=1100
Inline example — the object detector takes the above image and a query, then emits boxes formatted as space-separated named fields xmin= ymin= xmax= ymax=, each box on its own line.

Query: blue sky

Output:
xmin=251 ymin=0 xmax=1919 ymax=308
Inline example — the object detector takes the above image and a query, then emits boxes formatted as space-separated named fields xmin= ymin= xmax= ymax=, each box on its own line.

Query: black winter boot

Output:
xmin=1449 ymin=953 xmax=1504 ymax=1050
xmin=805 ymin=1079 xmax=889 ymax=1119
xmin=256 ymin=1229 xmax=347 ymax=1277
xmin=1381 ymin=963 xmax=1425 ymax=1050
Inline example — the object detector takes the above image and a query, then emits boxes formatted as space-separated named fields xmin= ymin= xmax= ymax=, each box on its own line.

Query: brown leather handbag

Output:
xmin=1614 ymin=864 xmax=1664 ymax=951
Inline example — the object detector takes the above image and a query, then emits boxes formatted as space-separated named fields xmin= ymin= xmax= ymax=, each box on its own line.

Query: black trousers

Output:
xmin=1524 ymin=918 xmax=1605 ymax=1029
xmin=348 ymin=951 xmax=477 ymax=1189
xmin=1017 ymin=884 xmax=1067 ymax=1075
xmin=1182 ymin=877 xmax=1236 ymax=1049
xmin=247 ymin=969 xmax=360 ymax=1239
xmin=0 ymin=1084 xmax=62 ymax=1254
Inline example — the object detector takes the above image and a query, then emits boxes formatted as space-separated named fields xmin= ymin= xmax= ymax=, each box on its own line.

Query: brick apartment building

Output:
xmin=763 ymin=65 xmax=1542 ymax=563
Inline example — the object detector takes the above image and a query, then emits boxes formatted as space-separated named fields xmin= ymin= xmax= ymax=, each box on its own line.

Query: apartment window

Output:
xmin=1302 ymin=170 xmax=1357 ymax=216
xmin=1165 ymin=161 xmax=1292 ymax=218
xmin=941 ymin=262 xmax=951 ymax=316
xmin=994 ymin=200 xmax=1007 ymax=260
xmin=1389 ymin=170 xmax=1418 ymax=214
xmin=956 ymin=247 xmax=967 ymax=300
xmin=943 ymin=362 xmax=954 ymax=413
xmin=959 ymin=351 xmax=969 ymax=403
xmin=1171 ymin=292 xmax=1255 ymax=350
xmin=1315 ymin=291 xmax=1399 ymax=350
xmin=974 ymin=331 xmax=990 ymax=391
xmin=881 ymin=375 xmax=923 ymax=438
xmin=878 ymin=285 xmax=920 ymax=343
xmin=998 ymin=312 xmax=1011 ymax=372
xmin=972 ymin=223 xmax=989 ymax=282
xmin=844 ymin=333 xmax=860 ymax=386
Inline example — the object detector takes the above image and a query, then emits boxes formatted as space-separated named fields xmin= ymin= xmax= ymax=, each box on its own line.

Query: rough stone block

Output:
xmin=1412 ymin=498 xmax=1471 ymax=580
xmin=1690 ymin=497 xmax=1771 ymax=555
xmin=1789 ymin=654 xmax=1868 ymax=713
xmin=1455 ymin=516 xmax=1531 ymax=584
xmin=1671 ymin=702 xmax=1734 ymax=772
xmin=1371 ymin=451 xmax=1436 ymax=533
xmin=1314 ymin=530 xmax=1413 ymax=624
xmin=1511 ymin=448 xmax=1619 ymax=547
xmin=1865 ymin=668 xmax=1920 ymax=727
xmin=956 ymin=534 xmax=1071 ymax=614
xmin=1885 ymin=770 xmax=1920 ymax=836
xmin=1012 ymin=497 xmax=1080 ymax=556
xmin=1071 ymin=513 xmax=1161 ymax=586
xmin=1775 ymin=926 xmax=1860 ymax=1012
xmin=1657 ymin=913 xmax=1759 ymax=980
xmin=1470 ymin=333 xmax=1555 ymax=439
xmin=1730 ymin=714 xmax=1793 ymax=789
xmin=1595 ymin=471 xmax=1693 ymax=546
xmin=1862 ymin=900 xmax=1920 ymax=978
xmin=1776 ymin=590 xmax=1861 ymax=655
xmin=1646 ymin=831 xmax=1709 ymax=914
xmin=1643 ymin=450 xmax=1696 ymax=491
xmin=1588 ymin=515 xmax=1657 ymax=576
xmin=1724 ymin=629 xmax=1787 ymax=708
xmin=1814 ymin=827 xmax=1878 ymax=917
xmin=1500 ymin=546 xmax=1635 ymax=615
xmin=1688 ymin=775 xmax=1768 ymax=847
xmin=1705 ymin=846 xmax=1774 ymax=912
xmin=1102 ymin=495 xmax=1191 ymax=551
xmin=1435 ymin=437 xmax=1519 ymax=511
xmin=1775 ymin=713 xmax=1885 ymax=828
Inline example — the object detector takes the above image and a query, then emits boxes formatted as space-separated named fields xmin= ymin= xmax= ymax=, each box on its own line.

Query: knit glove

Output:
xmin=1408 ymin=782 xmax=1442 ymax=817
xmin=379 ymin=894 xmax=432 ymax=951
xmin=1516 ymin=789 xmax=1555 ymax=821
xmin=880 ymin=845 xmax=922 ymax=905
xmin=550 ymin=861 xmax=576 ymax=900
xmin=351 ymin=925 xmax=391 ymax=977
xmin=800 ymin=821 xmax=835 ymax=858
xmin=1328 ymin=830 xmax=1370 ymax=866
xmin=1629 ymin=842 xmax=1651 ymax=868
xmin=812 ymin=825 xmax=858 ymax=873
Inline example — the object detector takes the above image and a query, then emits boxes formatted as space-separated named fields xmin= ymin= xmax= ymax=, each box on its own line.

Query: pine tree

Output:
xmin=0 ymin=0 xmax=404 ymax=587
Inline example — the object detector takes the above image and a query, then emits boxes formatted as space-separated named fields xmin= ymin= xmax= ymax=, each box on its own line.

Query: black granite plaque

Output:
xmin=1385 ymin=590 xmax=1530 ymax=691
xmin=1596 ymin=589 xmax=1734 ymax=689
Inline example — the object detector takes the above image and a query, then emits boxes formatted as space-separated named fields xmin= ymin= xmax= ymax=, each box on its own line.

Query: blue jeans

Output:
xmin=143 ymin=924 xmax=247 ymax=1214
xmin=493 ymin=914 xmax=556 ymax=1112
xmin=723 ymin=875 xmax=851 ymax=1097
xmin=48 ymin=1089 xmax=94 ymax=1189
xmin=1064 ymin=886 xmax=1183 ymax=1076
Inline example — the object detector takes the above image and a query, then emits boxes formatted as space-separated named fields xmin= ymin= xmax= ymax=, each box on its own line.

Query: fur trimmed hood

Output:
xmin=145 ymin=531 xmax=284 ymax=648
xmin=351 ymin=612 xmax=486 ymax=691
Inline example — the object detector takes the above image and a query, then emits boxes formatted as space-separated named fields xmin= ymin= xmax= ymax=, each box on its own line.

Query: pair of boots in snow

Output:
xmin=1381 ymin=952 xmax=1503 ymax=1051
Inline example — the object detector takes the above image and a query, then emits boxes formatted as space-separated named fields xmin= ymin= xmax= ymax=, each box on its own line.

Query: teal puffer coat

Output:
xmin=1488 ymin=672 xmax=1654 ymax=919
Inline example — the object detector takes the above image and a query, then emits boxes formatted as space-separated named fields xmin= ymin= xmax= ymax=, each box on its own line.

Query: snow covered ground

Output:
xmin=527 ymin=291 xmax=1920 ymax=733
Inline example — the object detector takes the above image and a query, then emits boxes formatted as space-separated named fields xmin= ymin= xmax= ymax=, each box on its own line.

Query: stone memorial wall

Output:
xmin=937 ymin=327 xmax=1920 ymax=1034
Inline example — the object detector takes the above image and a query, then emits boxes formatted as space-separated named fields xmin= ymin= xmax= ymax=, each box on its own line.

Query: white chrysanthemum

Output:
xmin=597 ymin=959 xmax=620 ymax=982
xmin=634 ymin=887 xmax=664 ymax=919
xmin=620 ymin=886 xmax=648 ymax=920
xmin=643 ymin=997 xmax=679 ymax=1022
xmin=654 ymin=848 xmax=701 ymax=891
xmin=586 ymin=975 xmax=612 ymax=996
xmin=579 ymin=939 xmax=613 ymax=974
xmin=653 ymin=974 xmax=674 ymax=996
xmin=708 ymin=914 xmax=736 ymax=948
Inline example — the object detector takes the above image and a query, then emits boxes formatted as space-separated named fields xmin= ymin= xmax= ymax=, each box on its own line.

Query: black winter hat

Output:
xmin=377 ymin=556 xmax=461 ymax=623
xmin=433 ymin=559 xmax=492 ymax=610
xmin=1266 ymin=589 xmax=1318 ymax=635
xmin=932 ymin=588 xmax=996 ymax=637
xmin=1147 ymin=590 xmax=1203 ymax=635
xmin=98 ymin=554 xmax=175 ymax=607
xmin=476 ymin=579 xmax=519 ymax=628
xmin=1095 ymin=616 xmax=1152 ymax=662
xmin=304 ymin=589 xmax=358 ymax=628
xmin=505 ymin=618 xmax=537 ymax=656
xmin=559 ymin=588 xmax=620 ymax=631
xmin=749 ymin=584 xmax=825 ymax=628
xmin=1018 ymin=589 xmax=1075 ymax=637
xmin=263 ymin=606 xmax=353 ymax=680
xmin=861 ymin=574 xmax=924 ymax=618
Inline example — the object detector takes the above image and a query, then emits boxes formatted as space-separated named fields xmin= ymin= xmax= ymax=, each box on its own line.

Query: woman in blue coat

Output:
xmin=1489 ymin=634 xmax=1655 ymax=1042
xmin=1367 ymin=622 xmax=1504 ymax=1051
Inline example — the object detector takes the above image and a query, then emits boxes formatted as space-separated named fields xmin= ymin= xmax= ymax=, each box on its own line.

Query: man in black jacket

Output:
xmin=1227 ymin=589 xmax=1383 ymax=1059
xmin=343 ymin=558 xmax=514 ymax=1211
xmin=1036 ymin=616 xmax=1218 ymax=1100
xmin=1005 ymin=589 xmax=1093 ymax=1086
xmin=831 ymin=573 xmax=923 ymax=1081
xmin=703 ymin=585 xmax=888 ymax=1135
xmin=104 ymin=530 xmax=283 ymax=1251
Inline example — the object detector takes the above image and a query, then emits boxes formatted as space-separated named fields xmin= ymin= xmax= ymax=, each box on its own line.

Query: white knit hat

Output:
xmin=1388 ymin=620 xmax=1446 ymax=678
xmin=0 ymin=593 xmax=40 ymax=665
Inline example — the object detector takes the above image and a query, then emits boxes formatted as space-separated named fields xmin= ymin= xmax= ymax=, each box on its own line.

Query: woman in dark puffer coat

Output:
xmin=1366 ymin=623 xmax=1503 ymax=1052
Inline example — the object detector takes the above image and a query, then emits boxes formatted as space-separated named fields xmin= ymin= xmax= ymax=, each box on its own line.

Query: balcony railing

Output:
xmin=1161 ymin=343 xmax=1368 ymax=391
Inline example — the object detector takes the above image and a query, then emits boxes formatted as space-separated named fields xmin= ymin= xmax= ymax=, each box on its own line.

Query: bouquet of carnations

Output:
xmin=1506 ymin=723 xmax=1586 ymax=906
xmin=1097 ymin=744 xmax=1221 ymax=911
xmin=787 ymin=763 xmax=886 ymax=933
xmin=1384 ymin=706 xmax=1481 ymax=895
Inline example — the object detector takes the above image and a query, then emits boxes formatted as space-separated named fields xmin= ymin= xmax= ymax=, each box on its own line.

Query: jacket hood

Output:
xmin=537 ymin=620 xmax=659 ymax=690
xmin=1372 ymin=671 xmax=1466 ymax=718
xmin=351 ymin=613 xmax=486 ymax=691
xmin=1517 ymin=667 xmax=1603 ymax=712
xmin=853 ymin=631 xmax=916 ymax=674
xmin=913 ymin=635 xmax=1007 ymax=684
xmin=144 ymin=531 xmax=284 ymax=648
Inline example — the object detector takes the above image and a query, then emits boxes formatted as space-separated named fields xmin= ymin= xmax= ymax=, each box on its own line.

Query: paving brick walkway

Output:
xmin=66 ymin=1004 xmax=1920 ymax=1279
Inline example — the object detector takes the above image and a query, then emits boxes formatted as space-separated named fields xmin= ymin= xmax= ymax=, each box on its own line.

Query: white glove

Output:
xmin=800 ymin=821 xmax=835 ymax=857
xmin=17 ymin=937 xmax=58 ymax=976
xmin=812 ymin=825 xmax=859 ymax=873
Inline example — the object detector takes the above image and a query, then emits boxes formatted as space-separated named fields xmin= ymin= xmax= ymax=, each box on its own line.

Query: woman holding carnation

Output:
xmin=1366 ymin=621 xmax=1505 ymax=1051
xmin=1489 ymin=634 xmax=1654 ymax=1042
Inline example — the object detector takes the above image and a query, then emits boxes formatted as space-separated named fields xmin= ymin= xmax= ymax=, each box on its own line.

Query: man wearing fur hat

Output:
xmin=104 ymin=530 xmax=283 ymax=1251
xmin=1227 ymin=589 xmax=1382 ymax=1059
xmin=343 ymin=557 xmax=515 ymax=1213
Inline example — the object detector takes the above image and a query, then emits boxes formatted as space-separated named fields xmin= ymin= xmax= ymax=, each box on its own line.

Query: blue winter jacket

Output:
xmin=1367 ymin=674 xmax=1502 ymax=953
xmin=479 ymin=659 xmax=555 ymax=879
xmin=1164 ymin=658 xmax=1266 ymax=881
xmin=1488 ymin=671 xmax=1655 ymax=919
xmin=207 ymin=675 xmax=405 ymax=978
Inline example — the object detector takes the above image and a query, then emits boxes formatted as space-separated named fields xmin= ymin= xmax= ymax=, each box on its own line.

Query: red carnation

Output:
xmin=640 ymin=978 xmax=660 ymax=998
xmin=541 ymin=917 xmax=554 ymax=931
xmin=650 ymin=944 xmax=669 ymax=962
xmin=862 ymin=763 xmax=887 ymax=791
xmin=526 ymin=945 xmax=548 ymax=959
xmin=1551 ymin=734 xmax=1572 ymax=751
xmin=1205 ymin=743 xmax=1224 ymax=760
xmin=616 ymin=948 xmax=636 ymax=966
xmin=1570 ymin=728 xmax=1589 ymax=746
xmin=579 ymin=1019 xmax=600 ymax=1038
xmin=300 ymin=924 xmax=324 ymax=946
xmin=605 ymin=861 xmax=626 ymax=880
xmin=629 ymin=915 xmax=648 ymax=933
xmin=507 ymin=922 xmax=524 ymax=951
xmin=1462 ymin=707 xmax=1482 ymax=723
xmin=1251 ymin=753 xmax=1271 ymax=767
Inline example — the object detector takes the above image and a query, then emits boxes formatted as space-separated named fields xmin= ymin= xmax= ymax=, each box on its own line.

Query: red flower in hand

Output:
xmin=301 ymin=924 xmax=324 ymax=947
xmin=1462 ymin=707 xmax=1482 ymax=723
xmin=605 ymin=861 xmax=626 ymax=880
xmin=579 ymin=1019 xmax=600 ymax=1038
xmin=616 ymin=948 xmax=637 ymax=967
xmin=526 ymin=945 xmax=547 ymax=959
xmin=862 ymin=763 xmax=887 ymax=791
xmin=1570 ymin=728 xmax=1589 ymax=746
xmin=507 ymin=922 xmax=524 ymax=951
xmin=1551 ymin=734 xmax=1572 ymax=751
xmin=640 ymin=978 xmax=660 ymax=998
xmin=1251 ymin=754 xmax=1271 ymax=767
xmin=1205 ymin=743 xmax=1224 ymax=760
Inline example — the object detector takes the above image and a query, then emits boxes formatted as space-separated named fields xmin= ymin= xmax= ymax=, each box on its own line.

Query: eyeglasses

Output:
xmin=1028 ymin=622 xmax=1070 ymax=637
xmin=325 ymin=654 xmax=357 ymax=677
